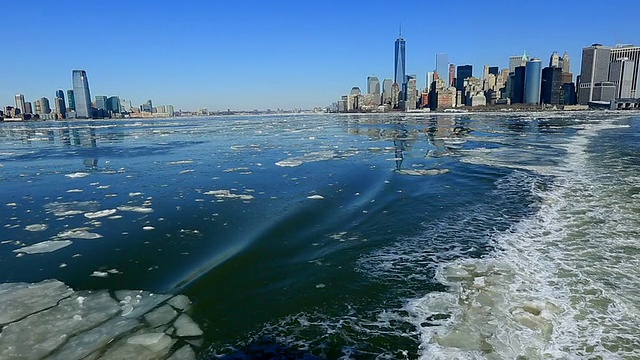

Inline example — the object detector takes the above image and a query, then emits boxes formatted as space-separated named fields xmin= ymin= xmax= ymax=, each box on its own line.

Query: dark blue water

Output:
xmin=1 ymin=113 xmax=638 ymax=359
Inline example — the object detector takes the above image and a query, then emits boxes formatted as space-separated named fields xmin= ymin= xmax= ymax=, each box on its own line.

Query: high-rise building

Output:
xmin=24 ymin=102 xmax=32 ymax=114
xmin=34 ymin=97 xmax=51 ymax=115
xmin=404 ymin=78 xmax=417 ymax=111
xmin=436 ymin=53 xmax=449 ymax=85
xmin=14 ymin=94 xmax=25 ymax=113
xmin=610 ymin=44 xmax=640 ymax=98
xmin=141 ymin=99 xmax=153 ymax=112
xmin=562 ymin=83 xmax=577 ymax=105
xmin=509 ymin=51 xmax=530 ymax=73
xmin=550 ymin=52 xmax=563 ymax=68
xmin=524 ymin=58 xmax=543 ymax=104
xmin=448 ymin=64 xmax=456 ymax=87
xmin=394 ymin=34 xmax=406 ymax=89
xmin=562 ymin=52 xmax=571 ymax=73
xmin=578 ymin=44 xmax=612 ymax=104
xmin=55 ymin=89 xmax=66 ymax=117
xmin=95 ymin=96 xmax=108 ymax=110
xmin=72 ymin=70 xmax=92 ymax=118
xmin=107 ymin=96 xmax=121 ymax=114
xmin=511 ymin=66 xmax=526 ymax=103
xmin=456 ymin=65 xmax=473 ymax=94
xmin=609 ymin=59 xmax=635 ymax=98
xmin=541 ymin=66 xmax=563 ymax=105
xmin=55 ymin=90 xmax=65 ymax=103
xmin=67 ymin=90 xmax=75 ymax=111
xmin=367 ymin=76 xmax=381 ymax=95
xmin=426 ymin=71 xmax=434 ymax=91
xmin=382 ymin=78 xmax=393 ymax=105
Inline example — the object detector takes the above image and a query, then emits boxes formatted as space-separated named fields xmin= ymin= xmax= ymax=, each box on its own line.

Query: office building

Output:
xmin=448 ymin=64 xmax=455 ymax=87
xmin=436 ymin=53 xmax=449 ymax=85
xmin=550 ymin=52 xmax=563 ymax=68
xmin=562 ymin=83 xmax=577 ymax=105
xmin=541 ymin=66 xmax=563 ymax=105
xmin=107 ymin=96 xmax=121 ymax=114
xmin=592 ymin=82 xmax=616 ymax=102
xmin=511 ymin=66 xmax=526 ymax=103
xmin=72 ymin=70 xmax=93 ymax=118
xmin=34 ymin=97 xmax=51 ymax=115
xmin=404 ymin=78 xmax=417 ymax=110
xmin=95 ymin=96 xmax=108 ymax=110
xmin=24 ymin=102 xmax=32 ymax=114
xmin=14 ymin=94 xmax=25 ymax=113
xmin=367 ymin=76 xmax=381 ymax=95
xmin=610 ymin=45 xmax=640 ymax=98
xmin=562 ymin=52 xmax=571 ymax=73
xmin=456 ymin=65 xmax=473 ymax=95
xmin=141 ymin=99 xmax=153 ymax=112
xmin=578 ymin=44 xmax=611 ymax=104
xmin=509 ymin=51 xmax=530 ymax=73
xmin=382 ymin=78 xmax=393 ymax=105
xmin=426 ymin=71 xmax=434 ymax=91
xmin=524 ymin=58 xmax=543 ymax=104
xmin=67 ymin=90 xmax=75 ymax=111
xmin=609 ymin=59 xmax=635 ymax=98
xmin=394 ymin=34 xmax=406 ymax=88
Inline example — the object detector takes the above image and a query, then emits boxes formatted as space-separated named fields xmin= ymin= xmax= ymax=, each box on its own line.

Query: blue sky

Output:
xmin=2 ymin=0 xmax=639 ymax=111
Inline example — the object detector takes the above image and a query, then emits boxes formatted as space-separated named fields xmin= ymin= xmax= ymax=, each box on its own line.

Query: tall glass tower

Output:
xmin=72 ymin=70 xmax=92 ymax=118
xmin=524 ymin=58 xmax=543 ymax=104
xmin=67 ymin=90 xmax=75 ymax=111
xmin=394 ymin=34 xmax=406 ymax=88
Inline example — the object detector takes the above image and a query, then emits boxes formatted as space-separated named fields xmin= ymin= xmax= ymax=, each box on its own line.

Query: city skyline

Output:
xmin=2 ymin=0 xmax=639 ymax=110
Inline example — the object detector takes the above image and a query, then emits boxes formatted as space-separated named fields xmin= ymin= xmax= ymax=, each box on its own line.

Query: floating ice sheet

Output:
xmin=65 ymin=172 xmax=90 ymax=178
xmin=84 ymin=209 xmax=117 ymax=219
xmin=117 ymin=205 xmax=154 ymax=213
xmin=13 ymin=240 xmax=73 ymax=254
xmin=25 ymin=224 xmax=48 ymax=232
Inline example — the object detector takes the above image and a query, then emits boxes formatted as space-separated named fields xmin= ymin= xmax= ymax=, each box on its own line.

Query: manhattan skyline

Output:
xmin=2 ymin=0 xmax=639 ymax=110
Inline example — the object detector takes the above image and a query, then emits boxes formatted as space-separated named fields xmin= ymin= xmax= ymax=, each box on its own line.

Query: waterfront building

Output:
xmin=34 ymin=97 xmax=51 ymax=115
xmin=448 ymin=64 xmax=456 ymax=87
xmin=24 ymin=102 xmax=32 ymax=114
xmin=404 ymin=78 xmax=417 ymax=111
xmin=350 ymin=87 xmax=361 ymax=96
xmin=95 ymin=96 xmax=108 ymax=110
xmin=391 ymin=83 xmax=400 ymax=109
xmin=608 ymin=59 xmax=635 ymax=98
xmin=72 ymin=70 xmax=92 ymax=118
xmin=456 ymin=65 xmax=473 ymax=95
xmin=67 ymin=90 xmax=75 ymax=111
xmin=524 ymin=58 xmax=543 ymax=104
xmin=107 ymin=96 xmax=121 ymax=114
xmin=394 ymin=34 xmax=406 ymax=90
xmin=14 ymin=94 xmax=25 ymax=113
xmin=55 ymin=90 xmax=65 ymax=104
xmin=509 ymin=51 xmax=530 ymax=73
xmin=610 ymin=44 xmax=640 ymax=98
xmin=54 ymin=97 xmax=66 ymax=118
xmin=367 ymin=76 xmax=381 ymax=95
xmin=382 ymin=78 xmax=393 ymax=105
xmin=578 ymin=44 xmax=611 ymax=104
xmin=141 ymin=99 xmax=153 ymax=112
xmin=120 ymin=99 xmax=132 ymax=112
xmin=426 ymin=71 xmax=434 ymax=92
xmin=541 ymin=66 xmax=564 ymax=105
xmin=436 ymin=53 xmax=449 ymax=85
xmin=562 ymin=83 xmax=577 ymax=105
xmin=592 ymin=82 xmax=616 ymax=102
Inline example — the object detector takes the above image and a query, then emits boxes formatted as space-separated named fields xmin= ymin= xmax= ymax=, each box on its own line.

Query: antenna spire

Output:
xmin=399 ymin=24 xmax=402 ymax=37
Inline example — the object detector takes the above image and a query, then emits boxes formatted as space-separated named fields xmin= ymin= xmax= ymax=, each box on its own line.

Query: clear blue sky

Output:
xmin=2 ymin=0 xmax=638 ymax=111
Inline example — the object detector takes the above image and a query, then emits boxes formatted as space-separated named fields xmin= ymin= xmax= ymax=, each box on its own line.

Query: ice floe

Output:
xmin=66 ymin=189 xmax=84 ymax=193
xmin=143 ymin=226 xmax=155 ymax=231
xmin=0 ymin=279 xmax=201 ymax=359
xmin=307 ymin=195 xmax=325 ymax=200
xmin=65 ymin=172 xmax=90 ymax=178
xmin=84 ymin=209 xmax=117 ymax=219
xmin=117 ymin=205 xmax=154 ymax=213
xmin=203 ymin=190 xmax=254 ymax=200
xmin=167 ymin=160 xmax=194 ymax=165
xmin=45 ymin=201 xmax=100 ymax=217
xmin=395 ymin=168 xmax=450 ymax=176
xmin=56 ymin=228 xmax=103 ymax=240
xmin=25 ymin=224 xmax=48 ymax=232
xmin=13 ymin=240 xmax=73 ymax=254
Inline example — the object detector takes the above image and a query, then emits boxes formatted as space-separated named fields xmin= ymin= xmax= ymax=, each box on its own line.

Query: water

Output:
xmin=0 ymin=112 xmax=638 ymax=359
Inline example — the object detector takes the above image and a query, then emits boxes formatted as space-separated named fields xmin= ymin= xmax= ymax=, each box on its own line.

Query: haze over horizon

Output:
xmin=2 ymin=0 xmax=639 ymax=111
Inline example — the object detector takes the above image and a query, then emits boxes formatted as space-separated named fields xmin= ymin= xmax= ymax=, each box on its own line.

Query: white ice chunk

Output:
xmin=275 ymin=160 xmax=303 ymax=167
xmin=25 ymin=224 xmax=48 ymax=232
xmin=91 ymin=271 xmax=108 ymax=278
xmin=84 ymin=209 xmax=117 ymax=219
xmin=56 ymin=229 xmax=103 ymax=240
xmin=173 ymin=314 xmax=203 ymax=337
xmin=65 ymin=172 xmax=90 ymax=178
xmin=143 ymin=226 xmax=155 ymax=231
xmin=13 ymin=240 xmax=73 ymax=254
xmin=129 ymin=192 xmax=143 ymax=197
xmin=117 ymin=206 xmax=154 ymax=213
xmin=307 ymin=195 xmax=325 ymax=200
xmin=66 ymin=189 xmax=84 ymax=193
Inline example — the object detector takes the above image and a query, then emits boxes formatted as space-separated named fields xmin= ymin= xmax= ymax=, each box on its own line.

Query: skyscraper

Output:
xmin=382 ymin=78 xmax=393 ymax=104
xmin=562 ymin=51 xmax=571 ymax=73
xmin=456 ymin=65 xmax=473 ymax=94
xmin=95 ymin=96 xmax=108 ymax=110
xmin=524 ymin=58 xmax=543 ymax=104
xmin=436 ymin=53 xmax=449 ymax=85
xmin=509 ymin=51 xmax=530 ymax=73
xmin=394 ymin=34 xmax=406 ymax=89
xmin=14 ymin=94 xmax=25 ymax=113
xmin=448 ymin=64 xmax=456 ymax=87
xmin=367 ymin=76 xmax=381 ymax=95
xmin=72 ymin=70 xmax=92 ymax=118
xmin=511 ymin=66 xmax=526 ymax=103
xmin=541 ymin=66 xmax=563 ymax=105
xmin=609 ymin=59 xmax=636 ymax=98
xmin=578 ymin=44 xmax=612 ymax=104
xmin=67 ymin=90 xmax=75 ymax=111
xmin=55 ymin=90 xmax=66 ymax=117
xmin=34 ymin=97 xmax=51 ymax=115
xmin=610 ymin=44 xmax=640 ymax=98
xmin=550 ymin=52 xmax=563 ymax=68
